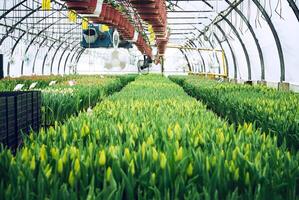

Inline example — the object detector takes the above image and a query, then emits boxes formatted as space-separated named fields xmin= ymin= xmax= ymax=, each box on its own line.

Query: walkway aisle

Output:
xmin=0 ymin=75 xmax=298 ymax=199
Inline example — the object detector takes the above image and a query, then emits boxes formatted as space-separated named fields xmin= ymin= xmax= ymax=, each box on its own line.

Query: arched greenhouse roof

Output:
xmin=0 ymin=0 xmax=298 ymax=85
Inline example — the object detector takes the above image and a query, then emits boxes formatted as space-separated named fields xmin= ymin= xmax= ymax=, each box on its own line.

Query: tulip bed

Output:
xmin=0 ymin=75 xmax=298 ymax=199
xmin=0 ymin=75 xmax=69 ymax=91
xmin=170 ymin=76 xmax=299 ymax=150
xmin=0 ymin=75 xmax=137 ymax=126
xmin=42 ymin=75 xmax=137 ymax=126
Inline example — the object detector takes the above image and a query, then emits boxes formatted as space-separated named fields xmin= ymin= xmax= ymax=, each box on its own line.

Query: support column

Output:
xmin=257 ymin=80 xmax=267 ymax=86
xmin=244 ymin=81 xmax=253 ymax=85
xmin=278 ymin=82 xmax=290 ymax=91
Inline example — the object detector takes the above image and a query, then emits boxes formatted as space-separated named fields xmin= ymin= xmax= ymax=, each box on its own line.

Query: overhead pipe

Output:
xmin=287 ymin=0 xmax=299 ymax=21
xmin=6 ymin=31 xmax=26 ymax=76
xmin=224 ymin=0 xmax=265 ymax=80
xmin=251 ymin=0 xmax=285 ymax=82
xmin=21 ymin=17 xmax=65 ymax=75
xmin=188 ymin=40 xmax=206 ymax=73
xmin=215 ymin=24 xmax=237 ymax=79
xmin=179 ymin=49 xmax=192 ymax=72
xmin=57 ymin=42 xmax=80 ymax=74
xmin=64 ymin=46 xmax=82 ymax=74
xmin=219 ymin=16 xmax=252 ymax=80
xmin=32 ymin=37 xmax=48 ymax=74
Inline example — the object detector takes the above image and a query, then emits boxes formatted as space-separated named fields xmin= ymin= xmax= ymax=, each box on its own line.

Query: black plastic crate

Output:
xmin=0 ymin=98 xmax=6 ymax=144
xmin=0 ymin=91 xmax=41 ymax=150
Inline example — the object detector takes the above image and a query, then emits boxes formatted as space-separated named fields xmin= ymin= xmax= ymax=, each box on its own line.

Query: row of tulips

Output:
xmin=0 ymin=75 xmax=137 ymax=126
xmin=0 ymin=75 xmax=70 ymax=91
xmin=42 ymin=75 xmax=137 ymax=126
xmin=0 ymin=75 xmax=298 ymax=199
xmin=169 ymin=76 xmax=299 ymax=150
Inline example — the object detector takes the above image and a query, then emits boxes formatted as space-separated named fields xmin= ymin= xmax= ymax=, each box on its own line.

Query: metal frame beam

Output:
xmin=224 ymin=0 xmax=265 ymax=80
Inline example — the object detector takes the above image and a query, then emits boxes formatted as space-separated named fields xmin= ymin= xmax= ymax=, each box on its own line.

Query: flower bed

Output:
xmin=0 ymin=75 xmax=298 ymax=199
xmin=0 ymin=75 xmax=69 ymax=91
xmin=42 ymin=75 xmax=137 ymax=126
xmin=169 ymin=76 xmax=299 ymax=150
xmin=0 ymin=75 xmax=137 ymax=126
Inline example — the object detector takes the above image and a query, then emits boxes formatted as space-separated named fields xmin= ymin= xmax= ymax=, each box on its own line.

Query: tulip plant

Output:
xmin=0 ymin=75 xmax=298 ymax=199
xmin=169 ymin=76 xmax=299 ymax=150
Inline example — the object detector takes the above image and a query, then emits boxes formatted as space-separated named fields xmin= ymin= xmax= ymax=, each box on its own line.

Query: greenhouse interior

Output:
xmin=0 ymin=0 xmax=299 ymax=199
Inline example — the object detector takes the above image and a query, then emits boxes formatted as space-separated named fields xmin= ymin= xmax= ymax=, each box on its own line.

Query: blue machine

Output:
xmin=81 ymin=24 xmax=134 ymax=49
xmin=81 ymin=24 xmax=114 ymax=48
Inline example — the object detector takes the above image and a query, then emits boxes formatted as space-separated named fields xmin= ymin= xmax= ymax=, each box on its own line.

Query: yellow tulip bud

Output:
xmin=220 ymin=150 xmax=225 ymax=158
xmin=40 ymin=145 xmax=47 ymax=163
xmin=147 ymin=135 xmax=154 ymax=146
xmin=129 ymin=160 xmax=135 ymax=175
xmin=21 ymin=147 xmax=29 ymax=162
xmin=141 ymin=142 xmax=146 ymax=160
xmin=246 ymin=123 xmax=253 ymax=135
xmin=160 ymin=153 xmax=167 ymax=169
xmin=186 ymin=163 xmax=193 ymax=176
xmin=29 ymin=133 xmax=34 ymax=141
xmin=106 ymin=167 xmax=112 ymax=181
xmin=74 ymin=158 xmax=80 ymax=175
xmin=30 ymin=156 xmax=36 ymax=171
xmin=68 ymin=170 xmax=75 ymax=187
xmin=44 ymin=164 xmax=52 ymax=179
xmin=150 ymin=173 xmax=156 ymax=185
xmin=124 ymin=148 xmax=131 ymax=161
xmin=233 ymin=168 xmax=239 ymax=181
xmin=95 ymin=130 xmax=100 ymax=140
xmin=232 ymin=147 xmax=239 ymax=161
xmin=276 ymin=149 xmax=280 ymax=159
xmin=62 ymin=126 xmax=67 ymax=142
xmin=217 ymin=131 xmax=225 ymax=145
xmin=51 ymin=147 xmax=59 ymax=160
xmin=117 ymin=123 xmax=123 ymax=134
xmin=57 ymin=158 xmax=63 ymax=174
xmin=62 ymin=148 xmax=68 ymax=164
xmin=73 ymin=131 xmax=78 ymax=142
xmin=261 ymin=133 xmax=266 ymax=142
xmin=255 ymin=152 xmax=261 ymax=168
xmin=109 ymin=145 xmax=117 ymax=158
xmin=229 ymin=161 xmax=235 ymax=173
xmin=70 ymin=146 xmax=78 ymax=160
xmin=99 ymin=150 xmax=106 ymax=166
xmin=206 ymin=157 xmax=210 ymax=172
xmin=211 ymin=156 xmax=217 ymax=167
xmin=287 ymin=151 xmax=291 ymax=161
xmin=152 ymin=147 xmax=158 ymax=161
xmin=174 ymin=123 xmax=181 ymax=140
xmin=84 ymin=123 xmax=90 ymax=135
xmin=198 ymin=134 xmax=205 ymax=145
xmin=167 ymin=126 xmax=173 ymax=139
xmin=176 ymin=146 xmax=183 ymax=161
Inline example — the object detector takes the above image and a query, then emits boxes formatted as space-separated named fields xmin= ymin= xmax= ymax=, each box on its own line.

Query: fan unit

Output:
xmin=81 ymin=24 xmax=119 ymax=48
